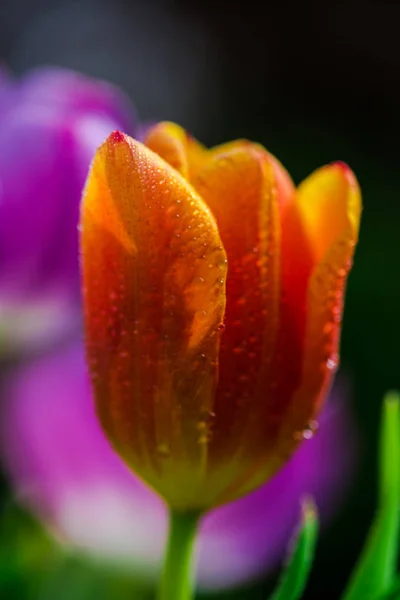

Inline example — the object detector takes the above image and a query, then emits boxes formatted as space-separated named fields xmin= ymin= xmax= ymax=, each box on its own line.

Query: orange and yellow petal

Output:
xmin=236 ymin=163 xmax=362 ymax=498
xmin=288 ymin=162 xmax=361 ymax=420
xmin=144 ymin=121 xmax=208 ymax=181
xmin=174 ymin=143 xmax=281 ymax=501
xmin=80 ymin=131 xmax=227 ymax=510
xmin=296 ymin=162 xmax=361 ymax=265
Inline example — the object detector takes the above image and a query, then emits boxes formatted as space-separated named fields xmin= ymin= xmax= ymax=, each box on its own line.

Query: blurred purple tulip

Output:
xmin=0 ymin=66 xmax=136 ymax=355
xmin=1 ymin=343 xmax=356 ymax=590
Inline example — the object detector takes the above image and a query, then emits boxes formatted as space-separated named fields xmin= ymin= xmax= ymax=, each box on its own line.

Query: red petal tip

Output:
xmin=109 ymin=130 xmax=126 ymax=144
xmin=330 ymin=161 xmax=358 ymax=187
xmin=330 ymin=160 xmax=351 ymax=173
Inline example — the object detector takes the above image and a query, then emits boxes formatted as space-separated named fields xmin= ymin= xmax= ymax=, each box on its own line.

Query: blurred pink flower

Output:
xmin=0 ymin=66 xmax=136 ymax=355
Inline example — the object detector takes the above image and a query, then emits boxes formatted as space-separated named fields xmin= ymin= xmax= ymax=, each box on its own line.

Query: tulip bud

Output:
xmin=80 ymin=124 xmax=361 ymax=512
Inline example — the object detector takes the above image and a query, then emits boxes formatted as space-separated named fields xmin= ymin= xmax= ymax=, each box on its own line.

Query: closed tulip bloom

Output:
xmin=80 ymin=123 xmax=361 ymax=511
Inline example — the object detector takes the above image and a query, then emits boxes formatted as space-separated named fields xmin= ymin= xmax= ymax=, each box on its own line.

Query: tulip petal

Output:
xmin=285 ymin=163 xmax=361 ymax=423
xmin=296 ymin=162 xmax=361 ymax=265
xmin=80 ymin=131 xmax=227 ymax=510
xmin=184 ymin=144 xmax=282 ymax=499
xmin=237 ymin=163 xmax=361 ymax=497
xmin=144 ymin=121 xmax=208 ymax=180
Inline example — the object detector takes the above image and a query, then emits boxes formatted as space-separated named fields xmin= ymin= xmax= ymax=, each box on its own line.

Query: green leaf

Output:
xmin=373 ymin=577 xmax=400 ymax=600
xmin=341 ymin=391 xmax=400 ymax=600
xmin=269 ymin=497 xmax=318 ymax=600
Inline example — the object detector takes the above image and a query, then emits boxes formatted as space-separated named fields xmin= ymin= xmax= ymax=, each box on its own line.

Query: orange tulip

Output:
xmin=80 ymin=123 xmax=361 ymax=512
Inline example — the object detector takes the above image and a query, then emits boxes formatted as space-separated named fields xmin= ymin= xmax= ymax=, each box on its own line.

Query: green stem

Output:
xmin=158 ymin=509 xmax=201 ymax=600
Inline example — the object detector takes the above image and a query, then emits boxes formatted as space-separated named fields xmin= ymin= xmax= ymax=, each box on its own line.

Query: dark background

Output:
xmin=1 ymin=0 xmax=400 ymax=598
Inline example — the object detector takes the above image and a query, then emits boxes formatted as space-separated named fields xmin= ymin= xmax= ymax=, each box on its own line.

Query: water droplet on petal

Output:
xmin=326 ymin=354 xmax=339 ymax=371
xmin=303 ymin=420 xmax=319 ymax=439
xmin=157 ymin=443 xmax=170 ymax=457
xmin=294 ymin=420 xmax=319 ymax=441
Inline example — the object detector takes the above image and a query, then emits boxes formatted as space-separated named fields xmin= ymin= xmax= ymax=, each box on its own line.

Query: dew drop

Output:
xmin=304 ymin=420 xmax=319 ymax=439
xmin=157 ymin=443 xmax=170 ymax=457
xmin=323 ymin=322 xmax=335 ymax=335
xmin=294 ymin=420 xmax=319 ymax=441
xmin=233 ymin=346 xmax=242 ymax=355
xmin=326 ymin=354 xmax=339 ymax=371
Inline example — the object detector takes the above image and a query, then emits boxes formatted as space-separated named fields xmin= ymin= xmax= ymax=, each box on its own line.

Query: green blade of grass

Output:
xmin=342 ymin=391 xmax=400 ymax=600
xmin=373 ymin=577 xmax=400 ymax=600
xmin=269 ymin=497 xmax=318 ymax=600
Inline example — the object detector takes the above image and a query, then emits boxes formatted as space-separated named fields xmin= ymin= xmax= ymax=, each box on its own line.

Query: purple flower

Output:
xmin=0 ymin=66 xmax=136 ymax=355
xmin=1 ymin=342 xmax=356 ymax=590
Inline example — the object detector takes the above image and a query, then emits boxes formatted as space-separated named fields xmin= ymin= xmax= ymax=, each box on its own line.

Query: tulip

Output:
xmin=0 ymin=342 xmax=355 ymax=590
xmin=81 ymin=123 xmax=361 ymax=511
xmin=80 ymin=123 xmax=361 ymax=599
xmin=0 ymin=66 xmax=136 ymax=355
